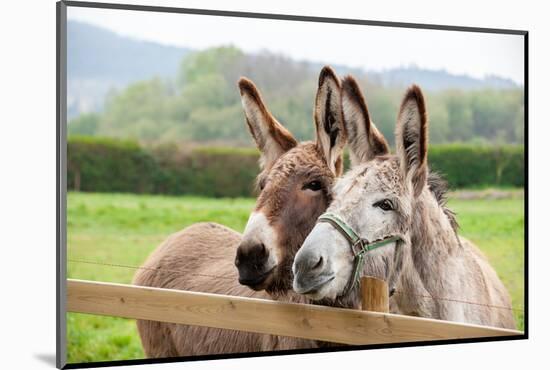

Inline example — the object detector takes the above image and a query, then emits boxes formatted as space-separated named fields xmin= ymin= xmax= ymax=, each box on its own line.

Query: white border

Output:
xmin=1 ymin=0 xmax=545 ymax=369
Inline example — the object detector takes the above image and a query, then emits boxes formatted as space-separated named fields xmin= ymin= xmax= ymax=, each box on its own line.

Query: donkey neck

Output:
xmin=406 ymin=188 xmax=462 ymax=292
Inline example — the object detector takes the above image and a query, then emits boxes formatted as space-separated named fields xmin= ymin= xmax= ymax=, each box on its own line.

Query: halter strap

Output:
xmin=317 ymin=212 xmax=402 ymax=295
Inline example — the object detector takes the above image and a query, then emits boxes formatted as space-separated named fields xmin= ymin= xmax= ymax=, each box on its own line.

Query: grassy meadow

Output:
xmin=67 ymin=191 xmax=525 ymax=364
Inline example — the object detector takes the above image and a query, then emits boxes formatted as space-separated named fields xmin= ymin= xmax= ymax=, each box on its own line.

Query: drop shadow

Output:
xmin=34 ymin=353 xmax=57 ymax=367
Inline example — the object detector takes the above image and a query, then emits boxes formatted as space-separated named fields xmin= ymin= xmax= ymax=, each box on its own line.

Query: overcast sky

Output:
xmin=68 ymin=6 xmax=525 ymax=85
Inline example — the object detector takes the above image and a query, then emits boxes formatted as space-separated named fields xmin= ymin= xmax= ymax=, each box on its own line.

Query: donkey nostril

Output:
xmin=313 ymin=256 xmax=323 ymax=270
xmin=260 ymin=243 xmax=267 ymax=256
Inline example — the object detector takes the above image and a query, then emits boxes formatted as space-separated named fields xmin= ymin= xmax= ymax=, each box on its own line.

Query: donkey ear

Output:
xmin=342 ymin=75 xmax=390 ymax=167
xmin=314 ymin=66 xmax=347 ymax=176
xmin=395 ymin=85 xmax=428 ymax=197
xmin=238 ymin=77 xmax=297 ymax=169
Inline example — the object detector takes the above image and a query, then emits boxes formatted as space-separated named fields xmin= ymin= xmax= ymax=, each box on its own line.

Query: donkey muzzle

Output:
xmin=235 ymin=240 xmax=275 ymax=289
xmin=292 ymin=248 xmax=334 ymax=294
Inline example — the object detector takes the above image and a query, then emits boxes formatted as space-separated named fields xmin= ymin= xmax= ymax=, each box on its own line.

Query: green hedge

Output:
xmin=428 ymin=144 xmax=524 ymax=188
xmin=150 ymin=145 xmax=259 ymax=197
xmin=68 ymin=137 xmax=158 ymax=193
xmin=67 ymin=137 xmax=524 ymax=197
xmin=68 ymin=137 xmax=261 ymax=198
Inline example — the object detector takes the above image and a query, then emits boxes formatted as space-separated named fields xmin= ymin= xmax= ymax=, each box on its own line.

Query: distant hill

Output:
xmin=68 ymin=20 xmax=190 ymax=83
xmin=369 ymin=66 xmax=518 ymax=91
xmin=67 ymin=21 xmax=190 ymax=118
xmin=67 ymin=20 xmax=519 ymax=119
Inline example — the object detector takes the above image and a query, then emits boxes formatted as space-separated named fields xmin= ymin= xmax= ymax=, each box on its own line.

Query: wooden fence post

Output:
xmin=361 ymin=276 xmax=389 ymax=313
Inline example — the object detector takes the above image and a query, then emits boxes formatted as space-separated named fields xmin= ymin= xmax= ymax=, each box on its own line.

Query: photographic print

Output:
xmin=57 ymin=2 xmax=527 ymax=368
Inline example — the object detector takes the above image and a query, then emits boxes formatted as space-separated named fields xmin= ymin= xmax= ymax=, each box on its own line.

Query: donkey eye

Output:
xmin=374 ymin=199 xmax=394 ymax=211
xmin=303 ymin=180 xmax=322 ymax=191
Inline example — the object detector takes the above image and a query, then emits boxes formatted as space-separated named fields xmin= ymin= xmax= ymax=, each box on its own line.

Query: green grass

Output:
xmin=448 ymin=197 xmax=525 ymax=330
xmin=67 ymin=193 xmax=254 ymax=363
xmin=67 ymin=192 xmax=524 ymax=364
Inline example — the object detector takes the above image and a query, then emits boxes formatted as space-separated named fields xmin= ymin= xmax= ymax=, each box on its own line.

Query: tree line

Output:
xmin=68 ymin=46 xmax=525 ymax=146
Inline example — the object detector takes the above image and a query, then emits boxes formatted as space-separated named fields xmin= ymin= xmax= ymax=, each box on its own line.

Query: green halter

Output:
xmin=317 ymin=212 xmax=402 ymax=295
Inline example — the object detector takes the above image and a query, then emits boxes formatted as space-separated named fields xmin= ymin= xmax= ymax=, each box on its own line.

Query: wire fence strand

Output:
xmin=68 ymin=258 xmax=235 ymax=280
xmin=68 ymin=258 xmax=524 ymax=313
xmin=391 ymin=290 xmax=524 ymax=312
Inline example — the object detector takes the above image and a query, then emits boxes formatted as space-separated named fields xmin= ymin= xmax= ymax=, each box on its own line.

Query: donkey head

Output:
xmin=292 ymin=78 xmax=433 ymax=302
xmin=235 ymin=67 xmax=347 ymax=295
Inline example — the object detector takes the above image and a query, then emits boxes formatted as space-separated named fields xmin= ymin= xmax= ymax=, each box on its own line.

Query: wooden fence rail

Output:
xmin=67 ymin=279 xmax=522 ymax=345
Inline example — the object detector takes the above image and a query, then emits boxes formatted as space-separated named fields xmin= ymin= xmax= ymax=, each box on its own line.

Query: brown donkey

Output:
xmin=133 ymin=66 xmax=348 ymax=357
xmin=293 ymin=77 xmax=516 ymax=329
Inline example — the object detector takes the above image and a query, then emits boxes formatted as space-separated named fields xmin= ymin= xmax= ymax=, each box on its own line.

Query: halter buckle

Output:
xmin=351 ymin=238 xmax=366 ymax=257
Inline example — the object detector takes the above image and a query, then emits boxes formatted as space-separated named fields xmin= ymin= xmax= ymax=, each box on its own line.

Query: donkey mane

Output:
xmin=427 ymin=170 xmax=459 ymax=233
